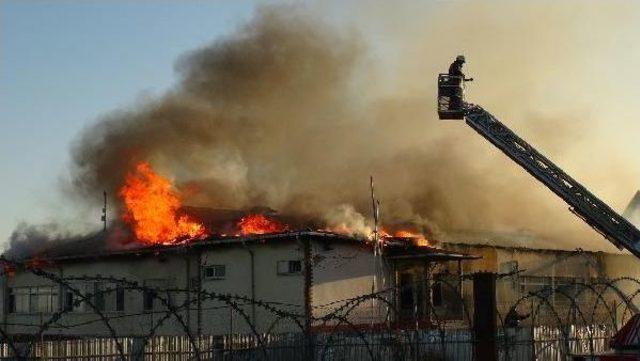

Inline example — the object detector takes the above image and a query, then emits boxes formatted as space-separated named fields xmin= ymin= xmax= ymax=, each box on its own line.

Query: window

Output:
xmin=203 ymin=265 xmax=226 ymax=280
xmin=143 ymin=289 xmax=155 ymax=311
xmin=399 ymin=273 xmax=414 ymax=310
xmin=519 ymin=276 xmax=553 ymax=296
xmin=432 ymin=282 xmax=443 ymax=307
xmin=32 ymin=286 xmax=58 ymax=313
xmin=93 ymin=283 xmax=105 ymax=311
xmin=142 ymin=279 xmax=169 ymax=312
xmin=71 ymin=283 xmax=94 ymax=312
xmin=10 ymin=287 xmax=58 ymax=313
xmin=277 ymin=260 xmax=302 ymax=275
xmin=500 ymin=261 xmax=518 ymax=274
xmin=6 ymin=289 xmax=14 ymax=314
xmin=115 ymin=287 xmax=125 ymax=312
xmin=64 ymin=290 xmax=74 ymax=312
xmin=12 ymin=288 xmax=29 ymax=313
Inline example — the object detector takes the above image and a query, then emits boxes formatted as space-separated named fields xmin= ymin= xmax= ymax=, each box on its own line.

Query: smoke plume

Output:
xmin=16 ymin=2 xmax=640 ymax=252
xmin=6 ymin=223 xmax=75 ymax=260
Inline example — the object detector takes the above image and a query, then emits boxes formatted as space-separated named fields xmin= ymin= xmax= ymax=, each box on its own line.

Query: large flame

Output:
xmin=378 ymin=228 xmax=430 ymax=247
xmin=392 ymin=230 xmax=430 ymax=247
xmin=119 ymin=162 xmax=205 ymax=245
xmin=237 ymin=214 xmax=289 ymax=235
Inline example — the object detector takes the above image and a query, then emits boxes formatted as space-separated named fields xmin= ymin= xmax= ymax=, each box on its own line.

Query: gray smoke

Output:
xmin=6 ymin=223 xmax=74 ymax=260
xmin=12 ymin=2 xmax=640 ymax=254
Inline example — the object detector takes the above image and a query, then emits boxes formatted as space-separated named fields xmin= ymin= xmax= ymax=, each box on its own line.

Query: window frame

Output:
xmin=143 ymin=289 xmax=155 ymax=312
xmin=115 ymin=286 xmax=125 ymax=312
xmin=277 ymin=260 xmax=303 ymax=276
xmin=202 ymin=265 xmax=226 ymax=280
xmin=9 ymin=286 xmax=58 ymax=314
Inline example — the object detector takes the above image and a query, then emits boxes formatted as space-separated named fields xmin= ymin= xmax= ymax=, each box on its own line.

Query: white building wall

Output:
xmin=0 ymin=237 xmax=393 ymax=337
xmin=310 ymin=242 xmax=390 ymax=326
xmin=198 ymin=241 xmax=306 ymax=335
xmin=3 ymin=255 xmax=194 ymax=337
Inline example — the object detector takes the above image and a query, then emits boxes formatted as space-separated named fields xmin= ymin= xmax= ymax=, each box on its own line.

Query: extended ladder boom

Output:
xmin=464 ymin=105 xmax=640 ymax=258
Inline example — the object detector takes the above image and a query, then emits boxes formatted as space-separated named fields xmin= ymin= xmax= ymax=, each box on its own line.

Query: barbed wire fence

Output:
xmin=0 ymin=258 xmax=637 ymax=360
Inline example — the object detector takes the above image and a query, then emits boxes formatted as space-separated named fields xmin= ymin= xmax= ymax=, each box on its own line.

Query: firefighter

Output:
xmin=448 ymin=55 xmax=473 ymax=110
xmin=448 ymin=55 xmax=473 ymax=80
xmin=505 ymin=307 xmax=529 ymax=327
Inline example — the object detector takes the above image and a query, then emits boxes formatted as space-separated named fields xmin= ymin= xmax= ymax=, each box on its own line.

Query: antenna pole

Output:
xmin=370 ymin=176 xmax=379 ymax=246
xmin=101 ymin=191 xmax=107 ymax=232
xmin=370 ymin=176 xmax=381 ymax=324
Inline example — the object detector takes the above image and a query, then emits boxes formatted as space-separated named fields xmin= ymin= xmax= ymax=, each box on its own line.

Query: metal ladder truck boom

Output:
xmin=438 ymin=72 xmax=640 ymax=357
xmin=437 ymin=73 xmax=640 ymax=258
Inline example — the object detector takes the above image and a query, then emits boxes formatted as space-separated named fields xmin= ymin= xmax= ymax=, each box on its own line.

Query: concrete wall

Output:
xmin=1 ymin=241 xmax=310 ymax=337
xmin=199 ymin=240 xmax=306 ymax=335
xmin=13 ymin=239 xmax=634 ymax=337
xmin=440 ymin=243 xmax=640 ymax=315
xmin=3 ymin=254 xmax=194 ymax=337
xmin=310 ymin=241 xmax=389 ymax=325
xmin=0 ymin=238 xmax=400 ymax=337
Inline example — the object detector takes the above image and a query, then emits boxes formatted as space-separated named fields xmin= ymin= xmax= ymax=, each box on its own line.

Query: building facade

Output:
xmin=0 ymin=231 xmax=473 ymax=338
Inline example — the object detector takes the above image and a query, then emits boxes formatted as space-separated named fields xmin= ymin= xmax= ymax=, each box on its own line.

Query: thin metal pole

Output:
xmin=370 ymin=176 xmax=380 ymax=324
xmin=101 ymin=191 xmax=107 ymax=232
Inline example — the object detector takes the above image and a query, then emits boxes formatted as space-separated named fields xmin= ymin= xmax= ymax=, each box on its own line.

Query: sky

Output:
xmin=0 ymin=0 xmax=259 ymax=245
xmin=1 ymin=1 xmax=640 ymax=252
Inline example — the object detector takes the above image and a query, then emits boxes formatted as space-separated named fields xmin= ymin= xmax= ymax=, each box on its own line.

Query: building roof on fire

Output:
xmin=13 ymin=231 xmax=478 ymax=263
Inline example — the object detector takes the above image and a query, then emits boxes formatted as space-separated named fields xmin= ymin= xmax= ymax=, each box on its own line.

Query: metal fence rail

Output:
xmin=0 ymin=258 xmax=636 ymax=360
xmin=0 ymin=325 xmax=616 ymax=361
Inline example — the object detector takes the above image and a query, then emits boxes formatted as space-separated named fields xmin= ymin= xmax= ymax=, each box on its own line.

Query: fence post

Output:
xmin=10 ymin=342 xmax=28 ymax=361
xmin=131 ymin=337 xmax=145 ymax=361
xmin=302 ymin=236 xmax=316 ymax=361
xmin=473 ymin=272 xmax=497 ymax=361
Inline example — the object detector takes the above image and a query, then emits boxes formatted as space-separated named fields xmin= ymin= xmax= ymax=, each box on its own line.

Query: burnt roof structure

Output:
xmin=20 ymin=231 xmax=477 ymax=263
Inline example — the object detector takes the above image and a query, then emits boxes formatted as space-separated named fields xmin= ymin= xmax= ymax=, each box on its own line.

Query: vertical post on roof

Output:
xmin=101 ymin=191 xmax=107 ymax=232
xmin=370 ymin=176 xmax=380 ymax=325
xmin=370 ymin=176 xmax=379 ymax=243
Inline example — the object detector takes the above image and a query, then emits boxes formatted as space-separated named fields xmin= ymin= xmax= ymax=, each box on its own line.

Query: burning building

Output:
xmin=4 ymin=154 xmax=639 ymax=340
xmin=2 ymin=161 xmax=481 ymax=336
xmin=0 ymin=229 xmax=476 ymax=338
xmin=0 ymin=160 xmax=485 ymax=337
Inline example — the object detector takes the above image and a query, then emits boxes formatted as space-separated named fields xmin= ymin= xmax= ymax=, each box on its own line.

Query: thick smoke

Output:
xmin=25 ymin=2 xmax=640 ymax=252
xmin=6 ymin=223 xmax=74 ymax=260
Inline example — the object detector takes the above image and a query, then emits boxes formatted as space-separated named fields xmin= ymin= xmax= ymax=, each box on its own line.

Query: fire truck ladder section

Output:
xmin=463 ymin=105 xmax=640 ymax=258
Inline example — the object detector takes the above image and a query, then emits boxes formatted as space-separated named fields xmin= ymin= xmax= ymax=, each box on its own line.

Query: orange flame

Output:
xmin=237 ymin=214 xmax=288 ymax=235
xmin=393 ymin=230 xmax=430 ymax=247
xmin=25 ymin=257 xmax=52 ymax=270
xmin=378 ymin=228 xmax=430 ymax=247
xmin=119 ymin=162 xmax=205 ymax=245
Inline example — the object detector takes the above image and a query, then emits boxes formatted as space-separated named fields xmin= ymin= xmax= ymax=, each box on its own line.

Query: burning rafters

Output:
xmin=237 ymin=214 xmax=289 ymax=235
xmin=119 ymin=162 xmax=206 ymax=245
xmin=380 ymin=229 xmax=430 ymax=247
xmin=116 ymin=162 xmax=430 ymax=249
xmin=118 ymin=162 xmax=293 ymax=245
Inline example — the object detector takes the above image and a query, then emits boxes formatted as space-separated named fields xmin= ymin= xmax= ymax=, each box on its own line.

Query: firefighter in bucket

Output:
xmin=438 ymin=55 xmax=473 ymax=119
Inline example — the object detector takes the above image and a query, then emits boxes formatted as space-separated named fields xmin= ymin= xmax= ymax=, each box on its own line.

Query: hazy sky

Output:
xmin=2 ymin=1 xmax=639 ymax=252
xmin=0 ymin=0 xmax=258 ymax=244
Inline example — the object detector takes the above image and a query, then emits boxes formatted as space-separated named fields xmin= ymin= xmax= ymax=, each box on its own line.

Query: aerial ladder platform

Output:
xmin=438 ymin=72 xmax=640 ymax=357
xmin=437 ymin=73 xmax=640 ymax=258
